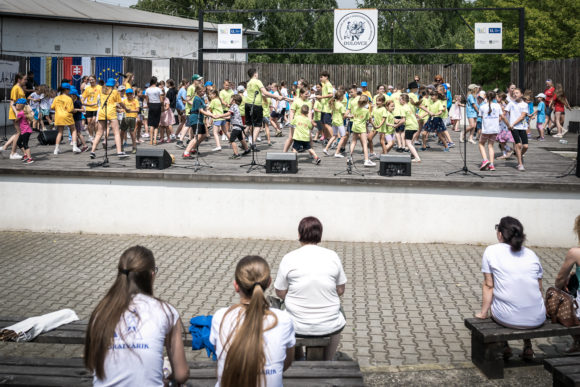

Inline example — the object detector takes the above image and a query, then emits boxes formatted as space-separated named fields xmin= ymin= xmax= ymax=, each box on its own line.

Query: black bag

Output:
xmin=37 ymin=130 xmax=58 ymax=145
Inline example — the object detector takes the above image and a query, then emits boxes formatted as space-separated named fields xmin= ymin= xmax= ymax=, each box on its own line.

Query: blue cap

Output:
xmin=126 ymin=88 xmax=134 ymax=94
xmin=70 ymin=90 xmax=79 ymax=97
xmin=16 ymin=98 xmax=27 ymax=104
xmin=293 ymin=81 xmax=298 ymax=85
xmin=204 ymin=81 xmax=213 ymax=87
xmin=70 ymin=86 xmax=78 ymax=93
xmin=105 ymin=78 xmax=116 ymax=87
xmin=61 ymin=83 xmax=71 ymax=90
xmin=143 ymin=90 xmax=146 ymax=95
xmin=361 ymin=81 xmax=367 ymax=87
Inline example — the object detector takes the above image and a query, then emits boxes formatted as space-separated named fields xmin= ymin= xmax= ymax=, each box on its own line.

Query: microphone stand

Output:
xmin=88 ymin=88 xmax=114 ymax=168
xmin=335 ymin=119 xmax=364 ymax=177
xmin=445 ymin=63 xmax=483 ymax=178
xmin=240 ymin=90 xmax=265 ymax=173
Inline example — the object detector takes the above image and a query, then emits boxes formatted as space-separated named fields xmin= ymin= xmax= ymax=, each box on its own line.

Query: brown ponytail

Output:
xmin=220 ymin=256 xmax=276 ymax=387
xmin=486 ymin=91 xmax=496 ymax=116
xmin=330 ymin=90 xmax=344 ymax=111
xmin=85 ymin=246 xmax=172 ymax=380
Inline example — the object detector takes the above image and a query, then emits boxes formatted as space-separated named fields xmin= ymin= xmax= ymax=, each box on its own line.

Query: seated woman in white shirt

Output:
xmin=274 ymin=216 xmax=347 ymax=361
xmin=211 ymin=255 xmax=295 ymax=387
xmin=475 ymin=216 xmax=546 ymax=361
xmin=84 ymin=246 xmax=189 ymax=386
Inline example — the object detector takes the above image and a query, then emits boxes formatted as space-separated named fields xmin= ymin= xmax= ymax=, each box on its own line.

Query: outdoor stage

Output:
xmin=0 ymin=127 xmax=578 ymax=247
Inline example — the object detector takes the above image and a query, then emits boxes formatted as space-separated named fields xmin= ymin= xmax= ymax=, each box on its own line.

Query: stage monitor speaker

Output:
xmin=37 ymin=130 xmax=58 ymax=145
xmin=569 ymin=121 xmax=579 ymax=134
xmin=136 ymin=148 xmax=172 ymax=170
xmin=379 ymin=154 xmax=411 ymax=176
xmin=265 ymin=152 xmax=298 ymax=174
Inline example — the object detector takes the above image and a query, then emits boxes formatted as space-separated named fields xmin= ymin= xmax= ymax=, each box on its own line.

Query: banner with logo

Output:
xmin=218 ymin=24 xmax=243 ymax=49
xmin=0 ymin=60 xmax=19 ymax=89
xmin=474 ymin=23 xmax=502 ymax=49
xmin=334 ymin=9 xmax=378 ymax=54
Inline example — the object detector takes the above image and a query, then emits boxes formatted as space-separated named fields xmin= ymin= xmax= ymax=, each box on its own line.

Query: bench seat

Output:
xmin=544 ymin=357 xmax=580 ymax=387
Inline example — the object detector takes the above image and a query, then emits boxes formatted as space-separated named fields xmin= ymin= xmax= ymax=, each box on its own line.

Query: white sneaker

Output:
xmin=9 ymin=153 xmax=23 ymax=160
xmin=257 ymin=137 xmax=262 ymax=142
xmin=73 ymin=146 xmax=81 ymax=154
xmin=334 ymin=153 xmax=344 ymax=158
xmin=323 ymin=149 xmax=329 ymax=156
xmin=53 ymin=148 xmax=60 ymax=155
xmin=212 ymin=146 xmax=222 ymax=152
xmin=221 ymin=134 xmax=227 ymax=141
xmin=364 ymin=159 xmax=376 ymax=167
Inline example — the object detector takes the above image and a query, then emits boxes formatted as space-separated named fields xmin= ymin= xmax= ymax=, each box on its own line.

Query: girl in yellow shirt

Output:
xmin=81 ymin=76 xmax=101 ymax=139
xmin=90 ymin=78 xmax=128 ymax=159
xmin=51 ymin=83 xmax=75 ymax=155
xmin=283 ymin=87 xmax=309 ymax=153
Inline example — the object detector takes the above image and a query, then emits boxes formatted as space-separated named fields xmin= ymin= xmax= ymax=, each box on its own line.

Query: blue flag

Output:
xmin=95 ymin=57 xmax=123 ymax=83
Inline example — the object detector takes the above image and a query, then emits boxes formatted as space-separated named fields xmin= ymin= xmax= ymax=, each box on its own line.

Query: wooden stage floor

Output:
xmin=0 ymin=126 xmax=578 ymax=190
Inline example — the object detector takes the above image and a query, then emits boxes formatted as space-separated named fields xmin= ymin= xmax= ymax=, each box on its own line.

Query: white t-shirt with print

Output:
xmin=210 ymin=306 xmax=295 ymax=387
xmin=479 ymin=102 xmax=502 ymax=134
xmin=274 ymin=245 xmax=347 ymax=336
xmin=506 ymin=101 xmax=528 ymax=130
xmin=93 ymin=294 xmax=179 ymax=387
xmin=481 ymin=243 xmax=546 ymax=328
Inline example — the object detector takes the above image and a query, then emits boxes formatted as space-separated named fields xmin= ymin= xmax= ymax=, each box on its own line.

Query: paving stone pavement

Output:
xmin=0 ymin=231 xmax=572 ymax=380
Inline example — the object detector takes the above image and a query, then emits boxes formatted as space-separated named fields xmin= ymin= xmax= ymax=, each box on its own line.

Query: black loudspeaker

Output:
xmin=265 ymin=152 xmax=298 ymax=174
xmin=569 ymin=121 xmax=579 ymax=134
xmin=37 ymin=130 xmax=58 ymax=145
xmin=379 ymin=154 xmax=411 ymax=176
xmin=136 ymin=148 xmax=172 ymax=170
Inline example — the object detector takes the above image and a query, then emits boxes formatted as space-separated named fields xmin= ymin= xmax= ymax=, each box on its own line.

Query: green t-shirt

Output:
xmin=352 ymin=105 xmax=370 ymax=134
xmin=391 ymin=92 xmax=402 ymax=107
xmin=418 ymin=97 xmax=431 ymax=120
xmin=372 ymin=106 xmax=388 ymax=133
xmin=244 ymin=78 xmax=264 ymax=105
xmin=331 ymin=101 xmax=346 ymax=127
xmin=209 ymin=98 xmax=224 ymax=123
xmin=314 ymin=100 xmax=322 ymax=122
xmin=290 ymin=97 xmax=306 ymax=126
xmin=385 ymin=111 xmax=395 ymax=135
xmin=320 ymin=81 xmax=333 ymax=113
xmin=219 ymin=89 xmax=234 ymax=111
xmin=185 ymin=85 xmax=196 ymax=114
xmin=429 ymin=99 xmax=445 ymax=117
xmin=293 ymin=114 xmax=312 ymax=142
xmin=401 ymin=103 xmax=418 ymax=131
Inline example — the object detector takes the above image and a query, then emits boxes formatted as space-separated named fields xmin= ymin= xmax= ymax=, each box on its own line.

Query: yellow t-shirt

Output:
xmin=429 ymin=99 xmax=445 ymax=117
xmin=385 ymin=111 xmax=396 ymax=135
xmin=418 ymin=97 xmax=431 ymax=120
xmin=124 ymin=82 xmax=132 ymax=90
xmin=320 ymin=81 xmax=333 ymax=113
xmin=82 ymin=85 xmax=102 ymax=112
xmin=313 ymin=100 xmax=322 ymax=122
xmin=98 ymin=89 xmax=122 ymax=121
xmin=9 ymin=85 xmax=25 ymax=120
xmin=290 ymin=97 xmax=306 ymax=126
xmin=401 ymin=103 xmax=419 ymax=131
xmin=352 ymin=105 xmax=370 ymax=134
xmin=220 ymin=89 xmax=234 ymax=111
xmin=372 ymin=106 xmax=388 ymax=133
xmin=244 ymin=78 xmax=264 ymax=105
xmin=209 ymin=98 xmax=224 ymax=123
xmin=293 ymin=114 xmax=313 ymax=142
xmin=51 ymin=94 xmax=74 ymax=126
xmin=391 ymin=92 xmax=402 ymax=108
xmin=124 ymin=98 xmax=139 ymax=118
xmin=331 ymin=101 xmax=346 ymax=127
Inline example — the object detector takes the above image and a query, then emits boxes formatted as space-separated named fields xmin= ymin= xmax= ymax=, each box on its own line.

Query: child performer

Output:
xmin=208 ymin=89 xmax=226 ymax=151
xmin=419 ymin=91 xmax=449 ymax=152
xmin=399 ymin=94 xmax=421 ymax=162
xmin=70 ymin=89 xmax=89 ymax=153
xmin=478 ymin=91 xmax=503 ymax=171
xmin=496 ymin=92 xmax=514 ymax=160
xmin=51 ymin=83 xmax=75 ymax=155
xmin=347 ymin=95 xmax=375 ymax=167
xmin=532 ymin=93 xmax=546 ymax=141
xmin=222 ymin=94 xmax=251 ymax=159
xmin=291 ymin=105 xmax=321 ymax=165
xmin=121 ymin=89 xmax=139 ymax=153
xmin=368 ymin=94 xmax=388 ymax=158
xmin=504 ymin=88 xmax=529 ymax=171
xmin=12 ymin=99 xmax=34 ymax=164
xmin=323 ymin=91 xmax=347 ymax=158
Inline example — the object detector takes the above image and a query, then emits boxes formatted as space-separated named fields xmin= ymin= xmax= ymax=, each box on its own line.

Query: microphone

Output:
xmin=443 ymin=63 xmax=454 ymax=68
xmin=254 ymin=91 xmax=259 ymax=95
xmin=116 ymin=72 xmax=127 ymax=77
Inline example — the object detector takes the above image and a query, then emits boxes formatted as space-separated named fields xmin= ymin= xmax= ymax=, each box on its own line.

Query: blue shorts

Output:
xmin=320 ymin=112 xmax=332 ymax=125
xmin=213 ymin=120 xmax=225 ymax=127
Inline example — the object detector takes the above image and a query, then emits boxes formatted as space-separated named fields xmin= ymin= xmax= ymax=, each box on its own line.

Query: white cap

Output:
xmin=118 ymin=85 xmax=125 ymax=91
xmin=387 ymin=85 xmax=394 ymax=89
xmin=536 ymin=93 xmax=546 ymax=99
xmin=478 ymin=90 xmax=486 ymax=98
xmin=237 ymin=85 xmax=245 ymax=92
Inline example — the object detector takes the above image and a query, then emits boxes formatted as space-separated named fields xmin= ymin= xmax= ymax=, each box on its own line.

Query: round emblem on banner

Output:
xmin=336 ymin=12 xmax=376 ymax=52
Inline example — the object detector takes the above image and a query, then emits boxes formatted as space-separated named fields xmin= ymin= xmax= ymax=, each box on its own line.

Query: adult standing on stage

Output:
xmin=244 ymin=68 xmax=284 ymax=149
xmin=145 ymin=77 xmax=164 ymax=145
xmin=543 ymin=79 xmax=555 ymax=134
xmin=2 ymin=73 xmax=27 ymax=159
xmin=317 ymin=71 xmax=334 ymax=140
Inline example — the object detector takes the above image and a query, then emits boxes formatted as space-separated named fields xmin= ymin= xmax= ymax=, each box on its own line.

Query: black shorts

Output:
xmin=346 ymin=120 xmax=353 ymax=133
xmin=395 ymin=125 xmax=405 ymax=133
xmin=244 ymin=104 xmax=263 ymax=128
xmin=320 ymin=112 xmax=332 ymax=125
xmin=270 ymin=111 xmax=282 ymax=119
xmin=292 ymin=139 xmax=311 ymax=151
xmin=85 ymin=111 xmax=97 ymax=118
xmin=405 ymin=130 xmax=416 ymax=140
xmin=191 ymin=123 xmax=207 ymax=135
xmin=148 ymin=103 xmax=161 ymax=128
xmin=511 ymin=129 xmax=528 ymax=145
xmin=229 ymin=128 xmax=244 ymax=143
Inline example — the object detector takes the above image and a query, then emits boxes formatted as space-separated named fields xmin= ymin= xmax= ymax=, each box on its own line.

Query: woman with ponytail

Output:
xmin=475 ymin=216 xmax=546 ymax=361
xmin=477 ymin=91 xmax=504 ymax=171
xmin=211 ymin=256 xmax=295 ymax=387
xmin=85 ymin=246 xmax=188 ymax=386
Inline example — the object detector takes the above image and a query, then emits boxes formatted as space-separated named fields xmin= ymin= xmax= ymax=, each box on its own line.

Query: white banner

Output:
xmin=334 ymin=9 xmax=378 ymax=54
xmin=474 ymin=23 xmax=503 ymax=49
xmin=0 ymin=60 xmax=19 ymax=89
xmin=218 ymin=24 xmax=243 ymax=49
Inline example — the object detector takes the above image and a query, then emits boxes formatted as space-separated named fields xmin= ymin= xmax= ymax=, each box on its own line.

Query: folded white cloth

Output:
xmin=0 ymin=309 xmax=79 ymax=342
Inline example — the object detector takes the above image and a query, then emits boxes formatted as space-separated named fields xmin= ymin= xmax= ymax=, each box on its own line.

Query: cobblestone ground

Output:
xmin=0 ymin=232 xmax=571 ymax=383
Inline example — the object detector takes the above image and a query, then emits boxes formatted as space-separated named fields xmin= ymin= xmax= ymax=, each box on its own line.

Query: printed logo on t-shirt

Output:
xmin=111 ymin=313 xmax=150 ymax=350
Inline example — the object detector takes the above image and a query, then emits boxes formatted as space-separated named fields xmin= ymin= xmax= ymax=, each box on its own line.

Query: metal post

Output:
xmin=518 ymin=7 xmax=525 ymax=90
xmin=390 ymin=22 xmax=394 ymax=65
xmin=198 ymin=9 xmax=204 ymax=75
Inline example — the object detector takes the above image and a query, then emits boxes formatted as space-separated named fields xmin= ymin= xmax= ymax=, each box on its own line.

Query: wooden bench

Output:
xmin=545 ymin=357 xmax=580 ymax=387
xmin=0 ymin=357 xmax=365 ymax=386
xmin=465 ymin=318 xmax=580 ymax=379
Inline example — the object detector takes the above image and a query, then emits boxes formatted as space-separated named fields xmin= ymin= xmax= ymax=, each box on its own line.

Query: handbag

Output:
xmin=545 ymin=287 xmax=580 ymax=327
